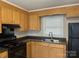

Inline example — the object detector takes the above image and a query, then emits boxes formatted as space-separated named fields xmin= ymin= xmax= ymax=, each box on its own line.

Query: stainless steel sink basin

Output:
xmin=45 ymin=39 xmax=60 ymax=43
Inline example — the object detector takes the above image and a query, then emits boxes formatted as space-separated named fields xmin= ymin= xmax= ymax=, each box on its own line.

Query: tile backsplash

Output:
xmin=14 ymin=30 xmax=42 ymax=38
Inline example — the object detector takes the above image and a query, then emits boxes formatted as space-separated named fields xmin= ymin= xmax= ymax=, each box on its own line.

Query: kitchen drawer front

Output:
xmin=0 ymin=51 xmax=8 ymax=58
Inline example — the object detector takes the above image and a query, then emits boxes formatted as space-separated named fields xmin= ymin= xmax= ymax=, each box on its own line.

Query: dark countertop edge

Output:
xmin=16 ymin=36 xmax=67 ymax=45
xmin=22 ymin=39 xmax=67 ymax=45
xmin=17 ymin=36 xmax=66 ymax=40
xmin=0 ymin=36 xmax=67 ymax=52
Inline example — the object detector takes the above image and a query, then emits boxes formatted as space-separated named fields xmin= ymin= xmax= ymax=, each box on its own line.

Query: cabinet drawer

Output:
xmin=0 ymin=51 xmax=8 ymax=58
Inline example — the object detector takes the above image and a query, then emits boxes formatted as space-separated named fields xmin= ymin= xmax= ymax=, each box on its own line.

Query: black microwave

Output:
xmin=2 ymin=24 xmax=20 ymax=37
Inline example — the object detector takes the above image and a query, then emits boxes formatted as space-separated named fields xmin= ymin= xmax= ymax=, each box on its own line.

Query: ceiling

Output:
xmin=3 ymin=0 xmax=79 ymax=11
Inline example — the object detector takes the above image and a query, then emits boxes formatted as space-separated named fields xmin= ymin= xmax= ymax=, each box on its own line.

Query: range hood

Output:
xmin=2 ymin=24 xmax=20 ymax=29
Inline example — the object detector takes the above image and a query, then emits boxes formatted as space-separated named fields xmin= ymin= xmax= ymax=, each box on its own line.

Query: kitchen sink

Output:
xmin=45 ymin=39 xmax=61 ymax=43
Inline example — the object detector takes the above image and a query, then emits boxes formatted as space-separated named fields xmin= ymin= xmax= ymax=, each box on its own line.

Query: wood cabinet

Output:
xmin=24 ymin=13 xmax=29 ymax=31
xmin=27 ymin=41 xmax=49 ymax=58
xmin=13 ymin=8 xmax=20 ymax=24
xmin=0 ymin=20 xmax=2 ymax=33
xmin=35 ymin=42 xmax=49 ymax=58
xmin=0 ymin=7 xmax=2 ymax=33
xmin=32 ymin=42 xmax=49 ymax=58
xmin=0 ymin=1 xmax=29 ymax=32
xmin=49 ymin=44 xmax=66 ymax=58
xmin=66 ymin=6 xmax=79 ymax=17
xmin=0 ymin=3 xmax=2 ymax=33
xmin=0 ymin=51 xmax=8 ymax=58
xmin=29 ymin=14 xmax=41 ymax=31
xmin=27 ymin=41 xmax=66 ymax=58
xmin=1 ymin=5 xmax=13 ymax=24
xmin=13 ymin=9 xmax=28 ymax=32
xmin=30 ymin=6 xmax=79 ymax=18
xmin=19 ymin=11 xmax=28 ymax=32
xmin=27 ymin=41 xmax=32 ymax=58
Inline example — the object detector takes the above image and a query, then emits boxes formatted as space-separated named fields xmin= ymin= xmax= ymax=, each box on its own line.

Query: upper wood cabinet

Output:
xmin=24 ymin=13 xmax=29 ymax=31
xmin=30 ymin=6 xmax=79 ymax=18
xmin=13 ymin=8 xmax=20 ymax=24
xmin=19 ymin=11 xmax=28 ymax=32
xmin=29 ymin=14 xmax=41 ymax=31
xmin=0 ymin=1 xmax=29 ymax=32
xmin=13 ymin=9 xmax=28 ymax=32
xmin=66 ymin=6 xmax=79 ymax=17
xmin=1 ymin=5 xmax=13 ymax=24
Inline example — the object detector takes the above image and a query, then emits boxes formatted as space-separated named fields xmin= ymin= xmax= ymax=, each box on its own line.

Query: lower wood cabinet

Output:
xmin=27 ymin=41 xmax=66 ymax=58
xmin=49 ymin=44 xmax=66 ymax=58
xmin=0 ymin=21 xmax=2 ymax=33
xmin=31 ymin=42 xmax=49 ymax=58
xmin=0 ymin=51 xmax=8 ymax=58
xmin=27 ymin=41 xmax=49 ymax=58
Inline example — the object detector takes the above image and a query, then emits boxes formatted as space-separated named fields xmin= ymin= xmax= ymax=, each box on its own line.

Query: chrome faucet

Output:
xmin=49 ymin=32 xmax=53 ymax=39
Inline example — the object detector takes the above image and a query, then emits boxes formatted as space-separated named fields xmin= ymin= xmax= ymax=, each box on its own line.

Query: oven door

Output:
xmin=8 ymin=43 xmax=26 ymax=58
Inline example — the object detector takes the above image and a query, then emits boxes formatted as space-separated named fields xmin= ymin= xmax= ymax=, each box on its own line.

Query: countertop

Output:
xmin=0 ymin=35 xmax=66 ymax=52
xmin=0 ymin=35 xmax=67 ymax=57
xmin=15 ymin=36 xmax=67 ymax=45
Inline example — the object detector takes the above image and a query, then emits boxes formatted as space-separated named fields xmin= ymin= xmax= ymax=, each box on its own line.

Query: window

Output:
xmin=41 ymin=15 xmax=65 ymax=37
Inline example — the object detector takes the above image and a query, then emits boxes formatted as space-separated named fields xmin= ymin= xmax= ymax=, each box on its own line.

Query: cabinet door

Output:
xmin=0 ymin=7 xmax=2 ymax=33
xmin=35 ymin=42 xmax=49 ymax=58
xmin=0 ymin=51 xmax=8 ymax=58
xmin=27 ymin=41 xmax=66 ymax=58
xmin=24 ymin=13 xmax=28 ymax=31
xmin=13 ymin=9 xmax=20 ymax=24
xmin=13 ymin=9 xmax=28 ymax=32
xmin=29 ymin=14 xmax=41 ymax=31
xmin=19 ymin=12 xmax=26 ymax=31
xmin=19 ymin=12 xmax=24 ymax=31
xmin=27 ymin=41 xmax=32 ymax=58
xmin=1 ymin=5 xmax=13 ymax=24
xmin=27 ymin=41 xmax=49 ymax=58
xmin=19 ymin=12 xmax=28 ymax=32
xmin=66 ymin=6 xmax=79 ymax=17
xmin=27 ymin=41 xmax=37 ymax=58
xmin=49 ymin=44 xmax=66 ymax=58
xmin=0 ymin=20 xmax=2 ymax=33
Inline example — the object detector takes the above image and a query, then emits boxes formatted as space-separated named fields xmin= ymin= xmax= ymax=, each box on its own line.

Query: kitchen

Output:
xmin=0 ymin=0 xmax=79 ymax=58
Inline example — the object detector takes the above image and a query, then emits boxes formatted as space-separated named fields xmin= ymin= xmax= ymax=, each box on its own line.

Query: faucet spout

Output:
xmin=49 ymin=32 xmax=53 ymax=39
